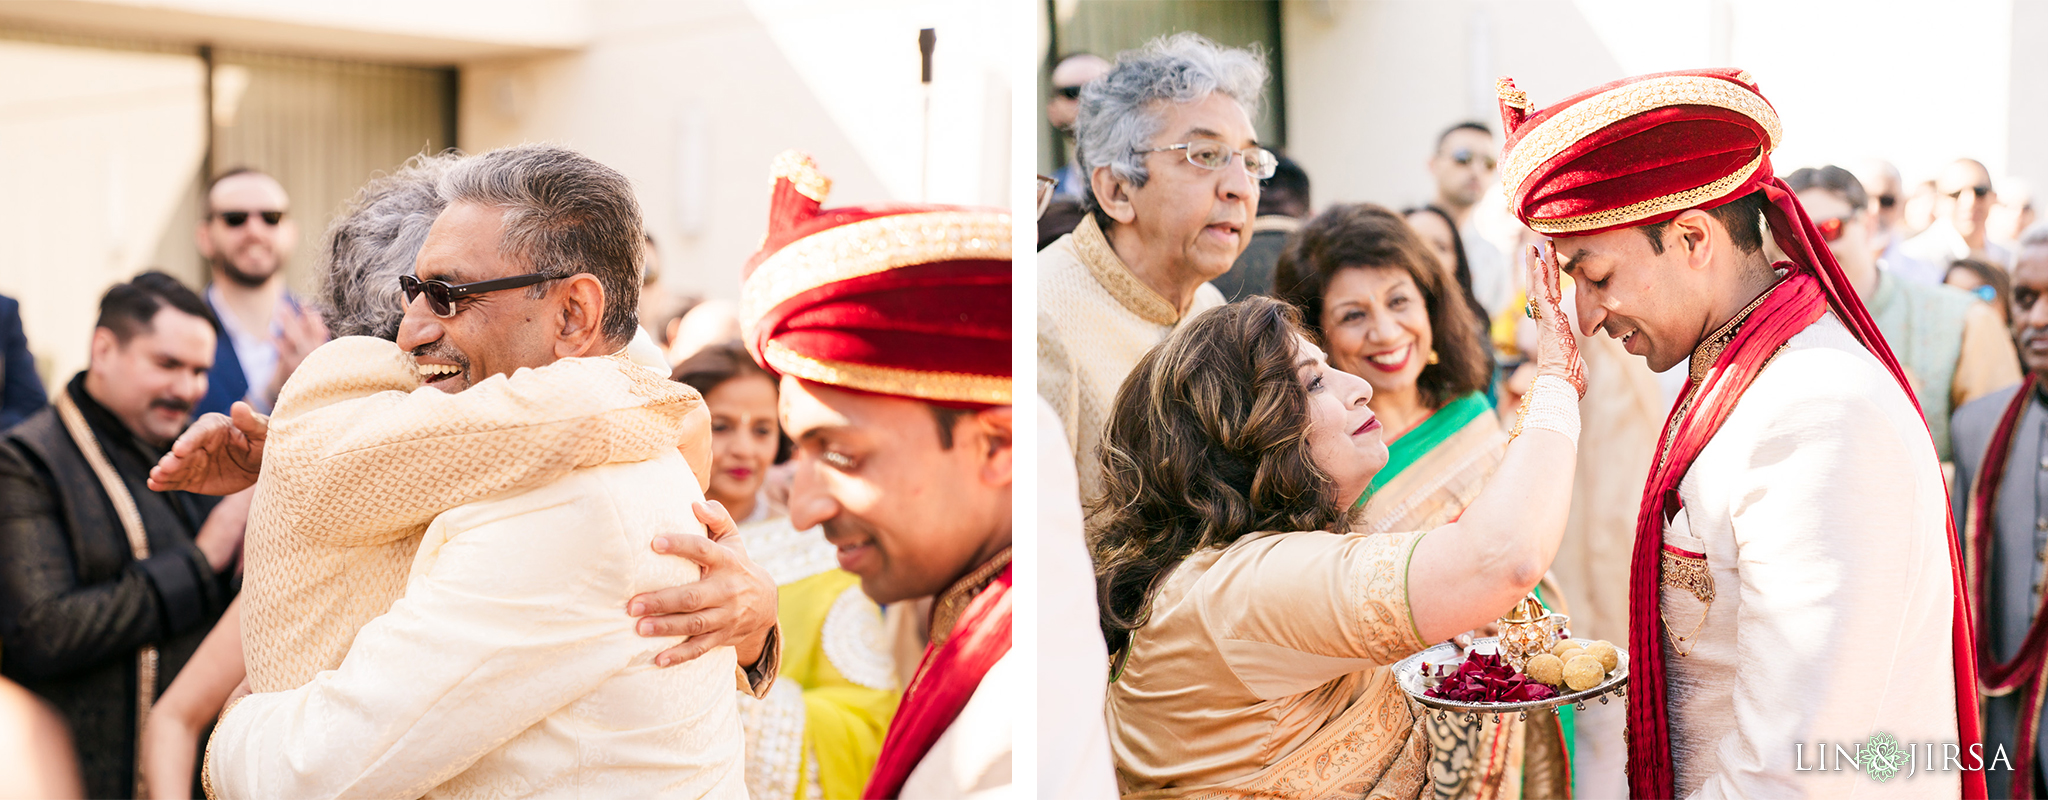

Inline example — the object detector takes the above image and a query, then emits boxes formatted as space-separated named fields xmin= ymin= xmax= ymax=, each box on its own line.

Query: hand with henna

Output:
xmin=1527 ymin=242 xmax=1587 ymax=398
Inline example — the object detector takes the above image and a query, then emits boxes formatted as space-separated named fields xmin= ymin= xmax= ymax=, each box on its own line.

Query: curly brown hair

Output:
xmin=1273 ymin=203 xmax=1491 ymax=410
xmin=1092 ymin=297 xmax=1351 ymax=657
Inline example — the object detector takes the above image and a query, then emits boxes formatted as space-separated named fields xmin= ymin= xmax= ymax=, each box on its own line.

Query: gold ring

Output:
xmin=1525 ymin=297 xmax=1540 ymax=320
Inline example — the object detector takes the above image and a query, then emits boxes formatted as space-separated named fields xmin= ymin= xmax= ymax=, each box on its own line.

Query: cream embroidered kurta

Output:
xmin=209 ymin=451 xmax=746 ymax=799
xmin=1038 ymin=215 xmax=1226 ymax=506
xmin=1107 ymin=530 xmax=1432 ymax=799
xmin=239 ymin=336 xmax=709 ymax=694
xmin=1661 ymin=313 xmax=1959 ymax=798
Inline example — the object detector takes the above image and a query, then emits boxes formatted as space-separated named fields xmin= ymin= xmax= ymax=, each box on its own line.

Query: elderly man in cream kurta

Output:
xmin=1039 ymin=33 xmax=1268 ymax=506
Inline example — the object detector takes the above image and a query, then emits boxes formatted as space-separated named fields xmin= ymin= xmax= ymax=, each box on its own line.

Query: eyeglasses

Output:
xmin=1136 ymin=140 xmax=1278 ymax=180
xmin=218 ymin=210 xmax=285 ymax=227
xmin=399 ymin=272 xmax=557 ymax=318
xmin=1053 ymin=85 xmax=1083 ymax=100
xmin=1450 ymin=147 xmax=1497 ymax=170
xmin=1876 ymin=194 xmax=1898 ymax=209
xmin=1815 ymin=215 xmax=1851 ymax=243
xmin=1946 ymin=185 xmax=1994 ymax=200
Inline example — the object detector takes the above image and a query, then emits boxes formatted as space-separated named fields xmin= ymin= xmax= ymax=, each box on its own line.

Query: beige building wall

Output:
xmin=0 ymin=0 xmax=1006 ymax=389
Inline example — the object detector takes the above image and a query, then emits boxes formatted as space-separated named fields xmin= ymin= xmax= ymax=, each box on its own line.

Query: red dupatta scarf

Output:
xmin=862 ymin=565 xmax=1012 ymax=799
xmin=1965 ymin=372 xmax=2048 ymax=798
xmin=1625 ymin=178 xmax=1988 ymax=799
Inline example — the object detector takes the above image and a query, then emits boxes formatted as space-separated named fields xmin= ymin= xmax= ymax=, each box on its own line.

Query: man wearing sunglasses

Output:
xmin=202 ymin=145 xmax=760 ymax=798
xmin=1852 ymin=158 xmax=1945 ymax=286
xmin=1904 ymin=157 xmax=2014 ymax=271
xmin=193 ymin=168 xmax=330 ymax=420
xmin=1427 ymin=121 xmax=1511 ymax=320
xmin=1789 ymin=165 xmax=2020 ymax=462
xmin=1045 ymin=52 xmax=1110 ymax=202
xmin=1039 ymin=32 xmax=1263 ymax=507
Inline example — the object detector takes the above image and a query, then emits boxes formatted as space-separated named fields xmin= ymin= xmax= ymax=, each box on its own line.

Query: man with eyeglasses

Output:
xmin=1046 ymin=52 xmax=1111 ymax=202
xmin=1904 ymin=157 xmax=2014 ymax=271
xmin=193 ymin=168 xmax=330 ymax=419
xmin=1039 ymin=32 xmax=1264 ymax=507
xmin=1426 ymin=121 xmax=1512 ymax=320
xmin=1789 ymin=165 xmax=2019 ymax=462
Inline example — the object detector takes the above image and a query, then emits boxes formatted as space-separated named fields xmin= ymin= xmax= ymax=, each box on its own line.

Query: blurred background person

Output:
xmin=1850 ymin=158 xmax=1944 ymax=285
xmin=0 ymin=676 xmax=82 ymax=799
xmin=1425 ymin=121 xmax=1510 ymax=321
xmin=1991 ymin=176 xmax=2037 ymax=254
xmin=1041 ymin=32 xmax=1264 ymax=507
xmin=1904 ymin=158 xmax=2012 ymax=269
xmin=1211 ymin=153 xmax=1309 ymax=301
xmin=672 ymin=341 xmax=898 ymax=800
xmin=192 ymin=169 xmax=329 ymax=418
xmin=1401 ymin=204 xmax=1495 ymax=365
xmin=1274 ymin=203 xmax=1570 ymax=796
xmin=1046 ymin=52 xmax=1113 ymax=203
xmin=0 ymin=272 xmax=246 ymax=799
xmin=1790 ymin=165 xmax=2020 ymax=461
xmin=1949 ymin=257 xmax=2016 ymax=325
xmin=0 ymin=295 xmax=46 ymax=430
xmin=1904 ymin=177 xmax=1942 ymax=240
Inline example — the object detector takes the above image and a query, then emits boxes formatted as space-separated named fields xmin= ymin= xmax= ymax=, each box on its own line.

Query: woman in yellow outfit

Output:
xmin=674 ymin=342 xmax=899 ymax=799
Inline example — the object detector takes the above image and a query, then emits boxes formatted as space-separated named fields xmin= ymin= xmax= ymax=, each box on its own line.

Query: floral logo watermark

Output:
xmin=1795 ymin=732 xmax=2008 ymax=782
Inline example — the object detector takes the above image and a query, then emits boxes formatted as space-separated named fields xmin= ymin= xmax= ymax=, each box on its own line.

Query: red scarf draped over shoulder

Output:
xmin=1624 ymin=179 xmax=1987 ymax=799
xmin=862 ymin=565 xmax=1012 ymax=799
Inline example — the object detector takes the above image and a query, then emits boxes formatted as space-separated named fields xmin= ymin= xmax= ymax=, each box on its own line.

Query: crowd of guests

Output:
xmin=1 ymin=142 xmax=1011 ymax=795
xmin=1039 ymin=32 xmax=2044 ymax=800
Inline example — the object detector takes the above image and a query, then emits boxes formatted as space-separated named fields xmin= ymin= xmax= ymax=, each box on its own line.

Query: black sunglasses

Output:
xmin=399 ymin=273 xmax=556 ymax=318
xmin=218 ymin=210 xmax=285 ymax=227
xmin=1053 ymin=85 xmax=1083 ymax=100
xmin=1947 ymin=185 xmax=1993 ymax=200
xmin=1876 ymin=194 xmax=1898 ymax=209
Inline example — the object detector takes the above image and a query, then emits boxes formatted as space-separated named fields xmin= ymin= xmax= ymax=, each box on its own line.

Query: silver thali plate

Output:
xmin=1391 ymin=637 xmax=1628 ymax=716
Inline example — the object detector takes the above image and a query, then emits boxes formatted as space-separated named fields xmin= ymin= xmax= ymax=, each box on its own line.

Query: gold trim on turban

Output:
xmin=1526 ymin=153 xmax=1768 ymax=235
xmin=763 ymin=340 xmax=1012 ymax=405
xmin=1499 ymin=74 xmax=1784 ymax=211
xmin=741 ymin=210 xmax=1011 ymax=329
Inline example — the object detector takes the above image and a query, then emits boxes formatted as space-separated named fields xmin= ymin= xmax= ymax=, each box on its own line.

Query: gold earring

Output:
xmin=1427 ymin=349 xmax=1440 ymax=365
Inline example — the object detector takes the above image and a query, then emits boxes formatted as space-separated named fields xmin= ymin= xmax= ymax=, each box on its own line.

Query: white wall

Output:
xmin=1282 ymin=0 xmax=2035 ymax=214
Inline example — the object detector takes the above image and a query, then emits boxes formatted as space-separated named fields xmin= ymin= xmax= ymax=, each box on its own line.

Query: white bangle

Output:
xmin=1512 ymin=375 xmax=1580 ymax=443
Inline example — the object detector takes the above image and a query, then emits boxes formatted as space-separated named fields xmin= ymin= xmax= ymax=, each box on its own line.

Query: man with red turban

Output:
xmin=739 ymin=152 xmax=1012 ymax=799
xmin=1496 ymin=69 xmax=1985 ymax=798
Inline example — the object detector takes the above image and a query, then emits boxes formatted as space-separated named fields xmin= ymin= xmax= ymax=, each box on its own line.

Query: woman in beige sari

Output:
xmin=1094 ymin=242 xmax=1585 ymax=799
xmin=1275 ymin=204 xmax=1570 ymax=798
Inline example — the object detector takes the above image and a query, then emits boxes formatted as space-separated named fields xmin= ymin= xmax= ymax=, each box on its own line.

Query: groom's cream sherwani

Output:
xmin=1663 ymin=313 xmax=1959 ymax=799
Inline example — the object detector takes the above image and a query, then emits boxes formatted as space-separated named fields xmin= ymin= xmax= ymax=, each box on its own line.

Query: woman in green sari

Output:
xmin=1275 ymin=203 xmax=1571 ymax=800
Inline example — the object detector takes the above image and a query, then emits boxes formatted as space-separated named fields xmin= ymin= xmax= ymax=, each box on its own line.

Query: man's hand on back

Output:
xmin=149 ymin=402 xmax=269 ymax=495
xmin=628 ymin=500 xmax=778 ymax=668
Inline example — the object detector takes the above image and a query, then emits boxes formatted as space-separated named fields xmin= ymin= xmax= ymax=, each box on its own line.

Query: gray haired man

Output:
xmin=1037 ymin=32 xmax=1272 ymax=506
xmin=192 ymin=144 xmax=765 ymax=798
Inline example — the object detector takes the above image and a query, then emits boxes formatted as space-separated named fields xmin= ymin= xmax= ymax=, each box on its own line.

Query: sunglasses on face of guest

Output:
xmin=1053 ymin=85 xmax=1083 ymax=100
xmin=1946 ymin=185 xmax=1993 ymax=200
xmin=1449 ymin=148 xmax=1496 ymax=171
xmin=217 ymin=210 xmax=285 ymax=227
xmin=1816 ymin=215 xmax=1855 ymax=243
xmin=399 ymin=273 xmax=557 ymax=318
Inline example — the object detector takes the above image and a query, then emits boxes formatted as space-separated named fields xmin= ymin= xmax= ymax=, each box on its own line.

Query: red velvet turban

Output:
xmin=1497 ymin=68 xmax=1782 ymax=236
xmin=739 ymin=151 xmax=1012 ymax=407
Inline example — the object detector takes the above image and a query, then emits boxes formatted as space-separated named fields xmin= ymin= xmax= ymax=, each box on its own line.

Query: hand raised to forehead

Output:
xmin=1528 ymin=242 xmax=1586 ymax=397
